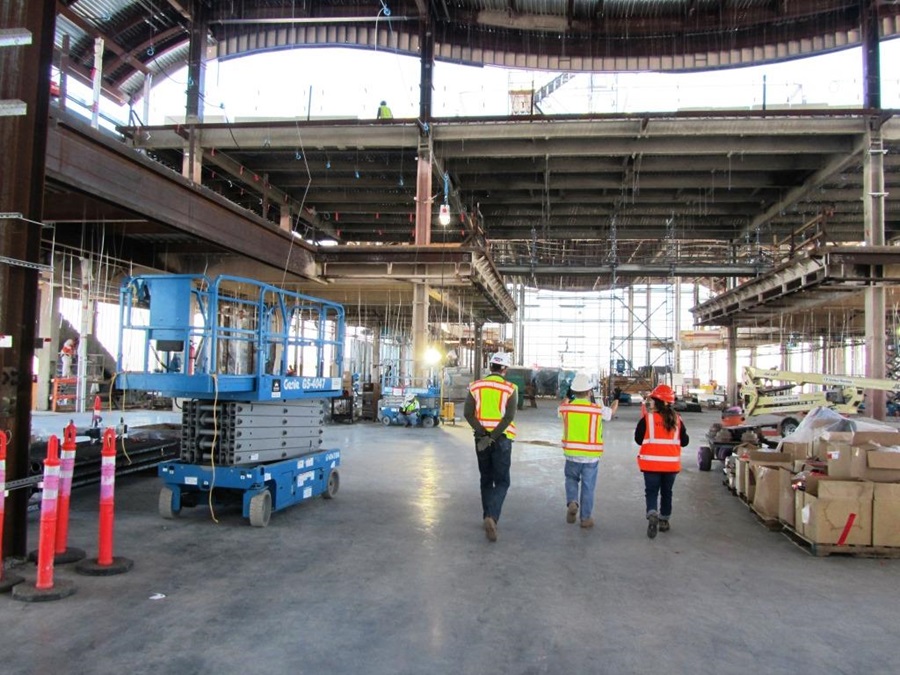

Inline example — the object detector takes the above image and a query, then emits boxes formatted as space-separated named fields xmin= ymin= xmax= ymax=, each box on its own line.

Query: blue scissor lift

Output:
xmin=116 ymin=274 xmax=345 ymax=526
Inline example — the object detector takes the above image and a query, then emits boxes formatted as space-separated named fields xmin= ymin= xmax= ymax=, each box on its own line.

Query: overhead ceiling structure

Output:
xmin=38 ymin=0 xmax=900 ymax=336
xmin=55 ymin=1 xmax=900 ymax=104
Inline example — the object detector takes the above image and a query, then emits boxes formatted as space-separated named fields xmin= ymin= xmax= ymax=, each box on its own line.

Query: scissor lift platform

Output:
xmin=158 ymin=448 xmax=340 ymax=527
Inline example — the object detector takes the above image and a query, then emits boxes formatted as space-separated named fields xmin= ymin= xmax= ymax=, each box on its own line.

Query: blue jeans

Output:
xmin=643 ymin=471 xmax=677 ymax=519
xmin=564 ymin=460 xmax=599 ymax=520
xmin=398 ymin=412 xmax=418 ymax=426
xmin=476 ymin=436 xmax=512 ymax=522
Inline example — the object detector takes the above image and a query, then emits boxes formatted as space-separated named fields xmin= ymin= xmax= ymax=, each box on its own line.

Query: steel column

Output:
xmin=861 ymin=0 xmax=881 ymax=110
xmin=0 ymin=0 xmax=55 ymax=558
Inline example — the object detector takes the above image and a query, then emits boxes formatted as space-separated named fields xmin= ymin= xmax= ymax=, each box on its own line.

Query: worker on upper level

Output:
xmin=376 ymin=100 xmax=393 ymax=119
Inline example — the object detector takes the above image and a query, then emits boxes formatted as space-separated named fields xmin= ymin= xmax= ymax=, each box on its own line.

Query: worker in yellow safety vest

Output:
xmin=558 ymin=372 xmax=618 ymax=529
xmin=634 ymin=384 xmax=690 ymax=539
xmin=376 ymin=101 xmax=393 ymax=119
xmin=464 ymin=352 xmax=517 ymax=542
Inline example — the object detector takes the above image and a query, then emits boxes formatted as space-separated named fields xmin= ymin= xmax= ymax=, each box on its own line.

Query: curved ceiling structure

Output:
xmin=54 ymin=1 xmax=900 ymax=105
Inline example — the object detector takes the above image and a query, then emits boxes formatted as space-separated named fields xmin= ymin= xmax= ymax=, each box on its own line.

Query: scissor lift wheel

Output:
xmin=323 ymin=469 xmax=340 ymax=499
xmin=159 ymin=486 xmax=180 ymax=519
xmin=248 ymin=490 xmax=273 ymax=527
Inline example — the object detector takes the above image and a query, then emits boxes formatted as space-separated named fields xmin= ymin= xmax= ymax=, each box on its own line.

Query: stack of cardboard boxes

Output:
xmin=734 ymin=428 xmax=900 ymax=548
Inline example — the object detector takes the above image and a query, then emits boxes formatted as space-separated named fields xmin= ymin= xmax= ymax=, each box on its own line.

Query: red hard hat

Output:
xmin=650 ymin=384 xmax=675 ymax=404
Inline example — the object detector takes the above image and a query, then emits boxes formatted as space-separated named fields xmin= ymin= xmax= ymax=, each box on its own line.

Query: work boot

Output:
xmin=580 ymin=517 xmax=594 ymax=529
xmin=647 ymin=511 xmax=659 ymax=539
xmin=484 ymin=516 xmax=498 ymax=542
xmin=659 ymin=519 xmax=670 ymax=533
xmin=566 ymin=501 xmax=578 ymax=524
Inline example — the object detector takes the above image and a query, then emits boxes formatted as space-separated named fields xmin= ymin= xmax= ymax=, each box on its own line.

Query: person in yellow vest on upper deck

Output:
xmin=376 ymin=100 xmax=393 ymax=119
xmin=464 ymin=352 xmax=518 ymax=543
xmin=634 ymin=384 xmax=690 ymax=539
xmin=558 ymin=372 xmax=618 ymax=529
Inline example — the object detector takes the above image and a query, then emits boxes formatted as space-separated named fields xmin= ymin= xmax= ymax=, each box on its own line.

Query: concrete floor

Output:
xmin=4 ymin=402 xmax=900 ymax=674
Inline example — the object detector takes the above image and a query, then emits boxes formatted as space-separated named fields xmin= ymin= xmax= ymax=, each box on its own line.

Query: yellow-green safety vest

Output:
xmin=469 ymin=374 xmax=517 ymax=439
xmin=558 ymin=398 xmax=605 ymax=458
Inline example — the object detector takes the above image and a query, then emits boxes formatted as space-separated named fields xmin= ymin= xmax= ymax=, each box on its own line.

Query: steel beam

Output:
xmin=44 ymin=113 xmax=317 ymax=280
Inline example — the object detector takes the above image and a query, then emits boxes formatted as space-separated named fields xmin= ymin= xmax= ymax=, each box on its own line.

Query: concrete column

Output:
xmin=90 ymin=37 xmax=103 ymax=129
xmin=280 ymin=204 xmax=293 ymax=233
xmin=35 ymin=272 xmax=59 ymax=411
xmin=76 ymin=257 xmax=95 ymax=412
xmin=474 ymin=321 xmax=484 ymax=380
xmin=142 ymin=72 xmax=153 ymax=125
xmin=727 ymin=325 xmax=738 ymax=406
xmin=673 ymin=278 xmax=682 ymax=375
xmin=371 ymin=327 xmax=381 ymax=385
xmin=627 ymin=285 xmax=634 ymax=367
xmin=411 ymin=283 xmax=429 ymax=384
xmin=645 ymin=284 xmax=652 ymax=367
xmin=864 ymin=120 xmax=887 ymax=419
xmin=182 ymin=1 xmax=208 ymax=182
xmin=517 ymin=283 xmax=526 ymax=365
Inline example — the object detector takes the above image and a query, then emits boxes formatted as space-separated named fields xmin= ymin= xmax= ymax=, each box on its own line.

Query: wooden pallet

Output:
xmin=781 ymin=525 xmax=900 ymax=558
xmin=749 ymin=505 xmax=783 ymax=531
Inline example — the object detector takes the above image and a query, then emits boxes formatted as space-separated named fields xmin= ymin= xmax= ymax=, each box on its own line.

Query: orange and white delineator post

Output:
xmin=35 ymin=436 xmax=61 ymax=590
xmin=11 ymin=435 xmax=76 ymax=601
xmin=97 ymin=428 xmax=116 ymax=565
xmin=53 ymin=423 xmax=85 ymax=563
xmin=76 ymin=428 xmax=133 ymax=576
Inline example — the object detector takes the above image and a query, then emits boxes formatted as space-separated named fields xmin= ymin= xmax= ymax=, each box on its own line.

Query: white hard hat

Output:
xmin=490 ymin=352 xmax=511 ymax=368
xmin=570 ymin=372 xmax=591 ymax=392
xmin=404 ymin=394 xmax=415 ymax=403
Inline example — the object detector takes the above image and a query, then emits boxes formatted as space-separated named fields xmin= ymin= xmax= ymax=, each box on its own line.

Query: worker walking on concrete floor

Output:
xmin=558 ymin=373 xmax=618 ymax=529
xmin=634 ymin=383 xmax=689 ymax=538
xmin=464 ymin=352 xmax=517 ymax=542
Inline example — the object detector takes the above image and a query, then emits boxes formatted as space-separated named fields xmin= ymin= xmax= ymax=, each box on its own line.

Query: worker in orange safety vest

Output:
xmin=558 ymin=372 xmax=618 ymax=529
xmin=634 ymin=383 xmax=689 ymax=539
xmin=464 ymin=351 xmax=517 ymax=543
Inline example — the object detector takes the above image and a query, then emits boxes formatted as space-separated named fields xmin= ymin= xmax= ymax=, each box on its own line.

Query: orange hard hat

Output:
xmin=650 ymin=384 xmax=675 ymax=404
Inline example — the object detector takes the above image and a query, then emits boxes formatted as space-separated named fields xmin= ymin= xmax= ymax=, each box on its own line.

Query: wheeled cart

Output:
xmin=158 ymin=449 xmax=340 ymax=527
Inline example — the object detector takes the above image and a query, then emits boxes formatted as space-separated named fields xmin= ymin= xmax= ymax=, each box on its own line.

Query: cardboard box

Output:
xmin=873 ymin=483 xmax=900 ymax=547
xmin=854 ymin=445 xmax=900 ymax=483
xmin=752 ymin=465 xmax=780 ymax=519
xmin=800 ymin=477 xmax=874 ymax=546
xmin=823 ymin=441 xmax=853 ymax=478
xmin=779 ymin=440 xmax=813 ymax=460
xmin=743 ymin=459 xmax=756 ymax=503
xmin=778 ymin=468 xmax=795 ymax=527
xmin=735 ymin=457 xmax=749 ymax=498
xmin=867 ymin=450 xmax=900 ymax=470
xmin=794 ymin=489 xmax=806 ymax=536
xmin=748 ymin=450 xmax=793 ymax=469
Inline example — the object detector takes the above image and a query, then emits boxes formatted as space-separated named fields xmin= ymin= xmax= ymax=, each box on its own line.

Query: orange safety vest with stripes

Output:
xmin=558 ymin=399 xmax=606 ymax=459
xmin=469 ymin=374 xmax=517 ymax=439
xmin=637 ymin=411 xmax=683 ymax=473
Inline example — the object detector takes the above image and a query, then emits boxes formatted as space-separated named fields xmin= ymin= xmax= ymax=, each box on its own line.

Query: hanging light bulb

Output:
xmin=438 ymin=172 xmax=452 ymax=226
